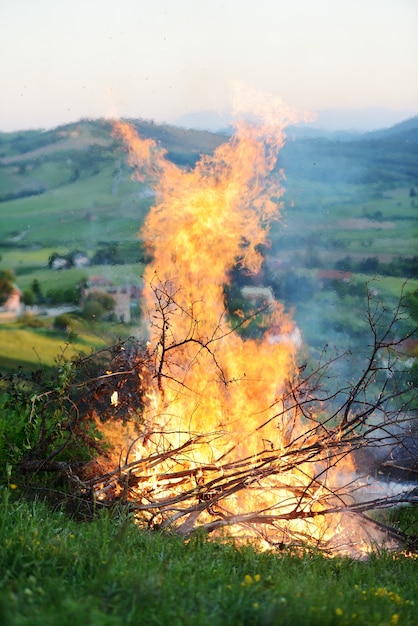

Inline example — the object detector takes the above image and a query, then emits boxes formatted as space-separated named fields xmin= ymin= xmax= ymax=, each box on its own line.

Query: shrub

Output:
xmin=22 ymin=289 xmax=36 ymax=306
xmin=0 ymin=269 xmax=14 ymax=305
xmin=82 ymin=291 xmax=115 ymax=321
xmin=53 ymin=313 xmax=74 ymax=333
xmin=47 ymin=286 xmax=80 ymax=305
xmin=19 ymin=312 xmax=45 ymax=328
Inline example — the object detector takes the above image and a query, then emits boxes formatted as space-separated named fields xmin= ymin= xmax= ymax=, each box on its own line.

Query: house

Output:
xmin=107 ymin=287 xmax=131 ymax=323
xmin=317 ymin=270 xmax=351 ymax=288
xmin=82 ymin=277 xmax=138 ymax=323
xmin=71 ymin=252 xmax=90 ymax=268
xmin=397 ymin=338 xmax=418 ymax=357
xmin=241 ymin=286 xmax=274 ymax=306
xmin=51 ymin=256 xmax=70 ymax=270
xmin=0 ymin=285 xmax=23 ymax=322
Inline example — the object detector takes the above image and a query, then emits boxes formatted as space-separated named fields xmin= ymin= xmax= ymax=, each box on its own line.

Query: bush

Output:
xmin=47 ymin=286 xmax=80 ymax=305
xmin=53 ymin=313 xmax=74 ymax=333
xmin=19 ymin=312 xmax=45 ymax=328
xmin=22 ymin=289 xmax=36 ymax=306
xmin=0 ymin=269 xmax=14 ymax=305
xmin=82 ymin=291 xmax=115 ymax=321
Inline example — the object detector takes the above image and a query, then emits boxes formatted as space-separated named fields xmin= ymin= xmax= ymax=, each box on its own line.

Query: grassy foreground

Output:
xmin=0 ymin=489 xmax=416 ymax=626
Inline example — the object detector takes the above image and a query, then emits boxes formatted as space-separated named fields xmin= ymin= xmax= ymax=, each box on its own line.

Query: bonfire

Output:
xmin=17 ymin=87 xmax=417 ymax=558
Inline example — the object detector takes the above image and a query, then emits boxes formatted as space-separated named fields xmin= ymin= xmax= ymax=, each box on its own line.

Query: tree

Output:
xmin=53 ymin=313 xmax=74 ymax=333
xmin=48 ymin=252 xmax=59 ymax=269
xmin=404 ymin=289 xmax=418 ymax=323
xmin=91 ymin=245 xmax=119 ymax=265
xmin=82 ymin=291 xmax=115 ymax=321
xmin=31 ymin=279 xmax=43 ymax=303
xmin=0 ymin=269 xmax=14 ymax=305
xmin=22 ymin=289 xmax=36 ymax=306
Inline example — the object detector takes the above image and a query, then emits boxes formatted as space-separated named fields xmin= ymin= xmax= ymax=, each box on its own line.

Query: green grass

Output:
xmin=0 ymin=322 xmax=107 ymax=371
xmin=0 ymin=166 xmax=151 ymax=247
xmin=0 ymin=489 xmax=416 ymax=626
xmin=8 ymin=261 xmax=145 ymax=292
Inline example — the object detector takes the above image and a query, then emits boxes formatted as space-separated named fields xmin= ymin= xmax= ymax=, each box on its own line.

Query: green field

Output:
xmin=0 ymin=489 xmax=417 ymax=626
xmin=0 ymin=321 xmax=109 ymax=371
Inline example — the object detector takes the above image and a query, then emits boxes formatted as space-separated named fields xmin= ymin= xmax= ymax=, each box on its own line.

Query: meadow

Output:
xmin=0 ymin=488 xmax=417 ymax=626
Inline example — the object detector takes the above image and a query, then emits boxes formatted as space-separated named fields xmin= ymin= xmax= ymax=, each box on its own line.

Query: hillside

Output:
xmin=0 ymin=116 xmax=417 ymax=246
xmin=281 ymin=117 xmax=418 ymax=185
xmin=0 ymin=116 xmax=417 ymax=372
xmin=0 ymin=119 xmax=226 ymax=247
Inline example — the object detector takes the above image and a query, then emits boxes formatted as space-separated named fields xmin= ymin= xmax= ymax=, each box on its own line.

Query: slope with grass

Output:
xmin=0 ymin=489 xmax=416 ymax=626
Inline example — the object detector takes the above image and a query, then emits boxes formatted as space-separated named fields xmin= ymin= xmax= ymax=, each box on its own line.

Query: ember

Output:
xmin=81 ymin=88 xmax=416 ymax=558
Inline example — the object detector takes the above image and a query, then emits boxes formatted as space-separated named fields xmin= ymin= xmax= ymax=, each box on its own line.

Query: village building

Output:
xmin=51 ymin=256 xmax=70 ymax=270
xmin=317 ymin=270 xmax=352 ymax=288
xmin=71 ymin=252 xmax=90 ymax=268
xmin=82 ymin=276 xmax=143 ymax=324
xmin=0 ymin=284 xmax=23 ymax=322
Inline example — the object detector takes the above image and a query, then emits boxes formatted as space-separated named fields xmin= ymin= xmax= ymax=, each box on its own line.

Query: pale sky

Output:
xmin=1 ymin=0 xmax=417 ymax=131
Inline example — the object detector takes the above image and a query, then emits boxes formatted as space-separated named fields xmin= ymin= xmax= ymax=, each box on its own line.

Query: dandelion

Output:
xmin=254 ymin=574 xmax=261 ymax=583
xmin=390 ymin=615 xmax=399 ymax=626
xmin=9 ymin=483 xmax=18 ymax=490
xmin=335 ymin=608 xmax=343 ymax=616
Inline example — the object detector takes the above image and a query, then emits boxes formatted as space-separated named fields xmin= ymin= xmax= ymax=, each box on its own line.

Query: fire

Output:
xmin=113 ymin=94 xmax=303 ymax=455
xmin=98 ymin=91 xmax=402 ymax=557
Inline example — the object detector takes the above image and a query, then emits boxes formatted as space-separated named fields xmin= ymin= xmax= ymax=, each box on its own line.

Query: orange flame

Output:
xmin=114 ymin=93 xmax=303 ymax=458
xmin=107 ymin=91 xmax=398 ymax=557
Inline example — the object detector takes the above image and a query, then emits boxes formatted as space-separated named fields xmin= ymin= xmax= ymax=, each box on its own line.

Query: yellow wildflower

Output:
xmin=390 ymin=615 xmax=399 ymax=626
xmin=335 ymin=608 xmax=343 ymax=616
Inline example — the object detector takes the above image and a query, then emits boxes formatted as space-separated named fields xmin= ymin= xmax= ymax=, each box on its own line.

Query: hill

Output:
xmin=0 ymin=116 xmax=417 ymax=371
xmin=361 ymin=115 xmax=418 ymax=141
xmin=281 ymin=116 xmax=418 ymax=185
xmin=0 ymin=119 xmax=226 ymax=247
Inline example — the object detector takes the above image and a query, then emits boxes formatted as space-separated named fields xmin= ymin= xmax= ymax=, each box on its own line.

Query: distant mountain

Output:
xmin=1 ymin=115 xmax=416 ymax=205
xmin=288 ymin=114 xmax=418 ymax=142
xmin=307 ymin=108 xmax=417 ymax=132
xmin=360 ymin=116 xmax=418 ymax=141
xmin=174 ymin=107 xmax=418 ymax=136
xmin=174 ymin=110 xmax=232 ymax=133
xmin=279 ymin=115 xmax=418 ymax=186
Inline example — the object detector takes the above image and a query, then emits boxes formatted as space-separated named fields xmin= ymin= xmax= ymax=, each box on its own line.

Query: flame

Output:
xmin=103 ymin=91 xmax=400 ymax=557
xmin=113 ymin=95 xmax=302 ymax=459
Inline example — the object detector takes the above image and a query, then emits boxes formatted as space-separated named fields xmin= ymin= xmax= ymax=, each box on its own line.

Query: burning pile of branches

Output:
xmin=71 ymin=279 xmax=415 ymax=558
xmin=8 ymin=89 xmax=417 ymax=559
xmin=8 ymin=279 xmax=417 ymax=558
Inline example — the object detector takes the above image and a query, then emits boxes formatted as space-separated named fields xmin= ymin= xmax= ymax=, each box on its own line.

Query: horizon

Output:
xmin=1 ymin=0 xmax=417 ymax=133
xmin=1 ymin=106 xmax=417 ymax=136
